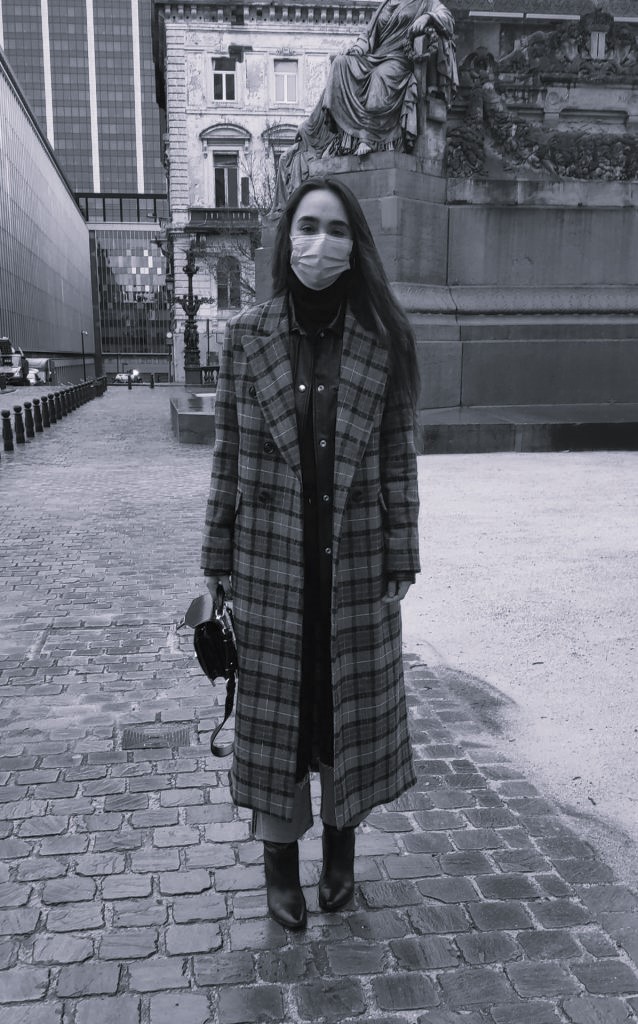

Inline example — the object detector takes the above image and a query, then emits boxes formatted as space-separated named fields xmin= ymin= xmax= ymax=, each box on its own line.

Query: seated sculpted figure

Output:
xmin=272 ymin=0 xmax=456 ymax=211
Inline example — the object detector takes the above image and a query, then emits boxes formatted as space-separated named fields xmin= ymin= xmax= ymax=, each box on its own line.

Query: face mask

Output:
xmin=290 ymin=232 xmax=353 ymax=291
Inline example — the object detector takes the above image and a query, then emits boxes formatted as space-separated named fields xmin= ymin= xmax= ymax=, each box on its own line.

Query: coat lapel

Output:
xmin=240 ymin=295 xmax=301 ymax=480
xmin=334 ymin=310 xmax=389 ymax=508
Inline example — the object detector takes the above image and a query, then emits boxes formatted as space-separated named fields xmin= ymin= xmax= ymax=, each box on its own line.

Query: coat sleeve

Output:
xmin=379 ymin=378 xmax=421 ymax=580
xmin=201 ymin=324 xmax=239 ymax=576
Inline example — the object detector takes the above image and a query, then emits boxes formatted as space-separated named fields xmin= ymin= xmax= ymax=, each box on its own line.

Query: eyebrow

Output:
xmin=296 ymin=215 xmax=349 ymax=229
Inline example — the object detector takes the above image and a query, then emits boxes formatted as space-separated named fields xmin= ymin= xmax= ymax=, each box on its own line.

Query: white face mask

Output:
xmin=290 ymin=232 xmax=353 ymax=291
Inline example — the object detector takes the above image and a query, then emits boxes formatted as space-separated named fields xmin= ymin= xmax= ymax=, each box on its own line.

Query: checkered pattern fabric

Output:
xmin=202 ymin=294 xmax=420 ymax=827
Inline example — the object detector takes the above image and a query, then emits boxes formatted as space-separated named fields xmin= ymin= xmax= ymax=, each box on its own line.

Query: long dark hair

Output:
xmin=272 ymin=176 xmax=420 ymax=416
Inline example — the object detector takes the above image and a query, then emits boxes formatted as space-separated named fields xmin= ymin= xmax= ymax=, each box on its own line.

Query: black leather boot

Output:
xmin=318 ymin=824 xmax=355 ymax=912
xmin=263 ymin=841 xmax=307 ymax=930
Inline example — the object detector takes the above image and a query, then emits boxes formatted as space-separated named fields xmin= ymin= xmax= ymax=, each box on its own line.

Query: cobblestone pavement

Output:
xmin=1 ymin=387 xmax=638 ymax=1024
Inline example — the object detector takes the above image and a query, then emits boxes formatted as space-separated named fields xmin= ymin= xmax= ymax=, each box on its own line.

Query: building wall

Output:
xmin=0 ymin=52 xmax=95 ymax=382
xmin=0 ymin=0 xmax=165 ymax=193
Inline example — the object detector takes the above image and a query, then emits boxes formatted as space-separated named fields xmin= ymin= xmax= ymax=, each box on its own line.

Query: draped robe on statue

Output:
xmin=272 ymin=0 xmax=456 ymax=210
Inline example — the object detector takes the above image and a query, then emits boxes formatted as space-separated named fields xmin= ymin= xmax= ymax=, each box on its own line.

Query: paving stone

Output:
xmin=75 ymin=996 xmax=141 ymax=1024
xmin=0 ymin=966 xmax=50 ymax=1003
xmin=172 ymin=892 xmax=227 ymax=923
xmin=56 ymin=962 xmax=120 ymax=997
xmin=0 ymin=838 xmax=33 ymax=859
xmin=360 ymin=880 xmax=422 ymax=907
xmin=153 ymin=825 xmax=200 ymax=848
xmin=533 ymin=900 xmax=593 ymax=929
xmin=258 ymin=947 xmax=321 ymax=983
xmin=165 ymin=922 xmax=222 ymax=954
xmin=416 ymin=1012 xmax=484 ymax=1024
xmin=507 ymin=961 xmax=581 ymax=997
xmin=1 ymin=1005 xmax=62 ymax=1024
xmin=535 ymin=873 xmax=573 ymax=898
xmin=230 ymin=892 xmax=268 ymax=919
xmin=577 ymin=929 xmax=621 ymax=958
xmin=33 ymin=934 xmax=93 ymax=963
xmin=562 ymin=995 xmax=638 ymax=1023
xmin=402 ymin=832 xmax=454 ymax=855
xmin=98 ymin=928 xmax=158 ymax=959
xmin=390 ymin=935 xmax=460 ymax=970
xmin=517 ymin=929 xmax=582 ymax=959
xmin=439 ymin=850 xmax=494 ymax=876
xmin=325 ymin=942 xmax=385 ymax=974
xmin=75 ymin=853 xmax=126 ymax=876
xmin=438 ymin=966 xmax=515 ymax=1007
xmin=16 ymin=857 xmax=67 ymax=881
xmin=150 ymin=993 xmax=211 ymax=1024
xmin=347 ymin=909 xmax=409 ymax=940
xmin=464 ymin=808 xmax=518 ymax=828
xmin=384 ymin=854 xmax=440 ymax=878
xmin=128 ymin=958 xmax=189 ymax=992
xmin=185 ymin=843 xmax=236 ymax=869
xmin=493 ymin=849 xmax=552 ymax=873
xmin=456 ymin=930 xmax=522 ymax=965
xmin=159 ymin=869 xmax=211 ymax=896
xmin=219 ymin=985 xmax=284 ymax=1024
xmin=111 ymin=898 xmax=168 ymax=927
xmin=577 ymin=885 xmax=638 ymax=916
xmin=0 ymin=937 xmax=17 ymax=968
xmin=476 ymin=873 xmax=541 ymax=900
xmin=572 ymin=960 xmax=638 ymax=995
xmin=131 ymin=810 xmax=178 ymax=828
xmin=452 ymin=828 xmax=503 ymax=851
xmin=0 ymin=881 xmax=32 ymax=907
xmin=104 ymin=793 xmax=149 ymax=812
xmin=46 ymin=904 xmax=104 ymax=937
xmin=408 ymin=903 xmax=471 ymax=934
xmin=373 ymin=972 xmax=439 ymax=1010
xmin=229 ymin=919 xmax=286 ymax=950
xmin=194 ymin=951 xmax=256 ymax=986
xmin=204 ymin=821 xmax=251 ymax=842
xmin=18 ymin=815 xmax=68 ymax=838
xmin=295 ymin=978 xmax=365 ymax=1021
xmin=414 ymin=809 xmax=466 ymax=830
xmin=102 ymin=874 xmax=152 ymax=899
xmin=84 ymin=813 xmax=123 ymax=832
xmin=490 ymin=1002 xmax=562 ymax=1023
xmin=215 ymin=866 xmax=265 ymax=892
xmin=93 ymin=832 xmax=143 ymax=853
xmin=39 ymin=835 xmax=89 ymax=856
xmin=554 ymin=859 xmax=616 ymax=885
xmin=417 ymin=876 xmax=479 ymax=902
xmin=160 ymin=788 xmax=204 ymax=807
xmin=0 ymin=908 xmax=41 ymax=934
xmin=367 ymin=811 xmax=414 ymax=832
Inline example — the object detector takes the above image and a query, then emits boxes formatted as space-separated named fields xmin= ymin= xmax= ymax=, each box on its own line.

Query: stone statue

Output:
xmin=271 ymin=0 xmax=457 ymax=211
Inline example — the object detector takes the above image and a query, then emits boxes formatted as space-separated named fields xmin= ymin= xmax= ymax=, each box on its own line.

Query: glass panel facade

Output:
xmin=92 ymin=229 xmax=171 ymax=358
xmin=49 ymin=0 xmax=93 ymax=190
xmin=95 ymin=0 xmax=136 ymax=191
xmin=0 ymin=55 xmax=94 ymax=378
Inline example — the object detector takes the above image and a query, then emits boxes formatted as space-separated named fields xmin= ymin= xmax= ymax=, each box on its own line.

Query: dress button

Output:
xmin=317 ymin=384 xmax=325 ymax=393
xmin=319 ymin=439 xmax=327 ymax=448
xmin=263 ymin=441 xmax=275 ymax=454
xmin=322 ymin=494 xmax=330 ymax=503
xmin=324 ymin=547 xmax=332 ymax=555
xmin=298 ymin=383 xmax=306 ymax=392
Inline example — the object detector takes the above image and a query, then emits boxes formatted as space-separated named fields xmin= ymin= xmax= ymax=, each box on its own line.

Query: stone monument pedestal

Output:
xmin=257 ymin=152 xmax=638 ymax=451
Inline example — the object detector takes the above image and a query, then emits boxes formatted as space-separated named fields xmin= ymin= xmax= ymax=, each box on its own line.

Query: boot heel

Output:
xmin=263 ymin=841 xmax=307 ymax=930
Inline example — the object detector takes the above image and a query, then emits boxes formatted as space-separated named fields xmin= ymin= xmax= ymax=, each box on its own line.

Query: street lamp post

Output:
xmin=80 ymin=330 xmax=88 ymax=380
xmin=166 ymin=331 xmax=173 ymax=383
xmin=175 ymin=246 xmax=211 ymax=387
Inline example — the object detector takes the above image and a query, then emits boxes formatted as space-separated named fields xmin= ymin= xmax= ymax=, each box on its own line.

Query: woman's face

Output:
xmin=290 ymin=188 xmax=352 ymax=240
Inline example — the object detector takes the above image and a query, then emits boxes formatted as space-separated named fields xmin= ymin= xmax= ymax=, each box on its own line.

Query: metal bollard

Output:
xmin=47 ymin=393 xmax=57 ymax=424
xmin=127 ymin=374 xmax=133 ymax=390
xmin=41 ymin=395 xmax=51 ymax=428
xmin=2 ymin=409 xmax=14 ymax=451
xmin=24 ymin=400 xmax=35 ymax=439
xmin=56 ymin=391 xmax=65 ymax=418
xmin=13 ymin=405 xmax=26 ymax=444
xmin=33 ymin=397 xmax=43 ymax=432
xmin=149 ymin=373 xmax=155 ymax=389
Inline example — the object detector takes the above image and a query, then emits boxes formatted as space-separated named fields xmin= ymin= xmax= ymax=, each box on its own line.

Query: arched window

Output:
xmin=217 ymin=255 xmax=241 ymax=309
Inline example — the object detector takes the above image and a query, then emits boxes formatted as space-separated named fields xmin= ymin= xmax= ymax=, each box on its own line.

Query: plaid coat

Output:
xmin=201 ymin=294 xmax=420 ymax=827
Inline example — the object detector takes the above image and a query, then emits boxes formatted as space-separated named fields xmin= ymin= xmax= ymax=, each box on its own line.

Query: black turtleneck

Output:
xmin=287 ymin=268 xmax=349 ymax=334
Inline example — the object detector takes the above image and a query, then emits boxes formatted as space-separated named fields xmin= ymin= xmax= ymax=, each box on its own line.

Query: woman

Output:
xmin=201 ymin=177 xmax=420 ymax=929
xmin=272 ymin=0 xmax=456 ymax=209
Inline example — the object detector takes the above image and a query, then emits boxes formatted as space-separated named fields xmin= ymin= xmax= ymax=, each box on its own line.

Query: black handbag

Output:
xmin=179 ymin=585 xmax=237 ymax=757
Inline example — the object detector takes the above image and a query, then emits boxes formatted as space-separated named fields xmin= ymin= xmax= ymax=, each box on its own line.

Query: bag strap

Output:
xmin=210 ymin=583 xmax=237 ymax=758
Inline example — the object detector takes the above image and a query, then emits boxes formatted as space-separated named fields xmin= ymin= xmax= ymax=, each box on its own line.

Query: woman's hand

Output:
xmin=382 ymin=580 xmax=412 ymax=603
xmin=205 ymin=575 xmax=232 ymax=598
xmin=408 ymin=13 xmax=432 ymax=40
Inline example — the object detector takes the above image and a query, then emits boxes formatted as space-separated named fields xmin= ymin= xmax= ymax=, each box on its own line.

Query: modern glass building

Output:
xmin=0 ymin=50 xmax=94 ymax=382
xmin=0 ymin=0 xmax=171 ymax=378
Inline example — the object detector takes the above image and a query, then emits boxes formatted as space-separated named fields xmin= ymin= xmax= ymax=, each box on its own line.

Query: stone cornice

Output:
xmin=156 ymin=0 xmax=378 ymax=25
xmin=450 ymin=1 xmax=638 ymax=18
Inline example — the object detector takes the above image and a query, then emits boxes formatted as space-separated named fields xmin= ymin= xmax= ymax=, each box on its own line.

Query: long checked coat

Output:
xmin=201 ymin=293 xmax=420 ymax=827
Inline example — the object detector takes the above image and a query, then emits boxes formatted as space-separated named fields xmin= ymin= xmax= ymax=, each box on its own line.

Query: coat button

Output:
xmin=324 ymin=547 xmax=332 ymax=555
xmin=263 ymin=441 xmax=275 ymax=454
xmin=322 ymin=494 xmax=330 ymax=503
xmin=317 ymin=384 xmax=325 ymax=393
xmin=248 ymin=384 xmax=256 ymax=397
xmin=319 ymin=439 xmax=327 ymax=448
xmin=298 ymin=383 xmax=306 ymax=392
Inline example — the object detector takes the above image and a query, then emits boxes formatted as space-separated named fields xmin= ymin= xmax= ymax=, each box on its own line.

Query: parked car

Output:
xmin=114 ymin=370 xmax=143 ymax=385
xmin=0 ymin=337 xmax=26 ymax=386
